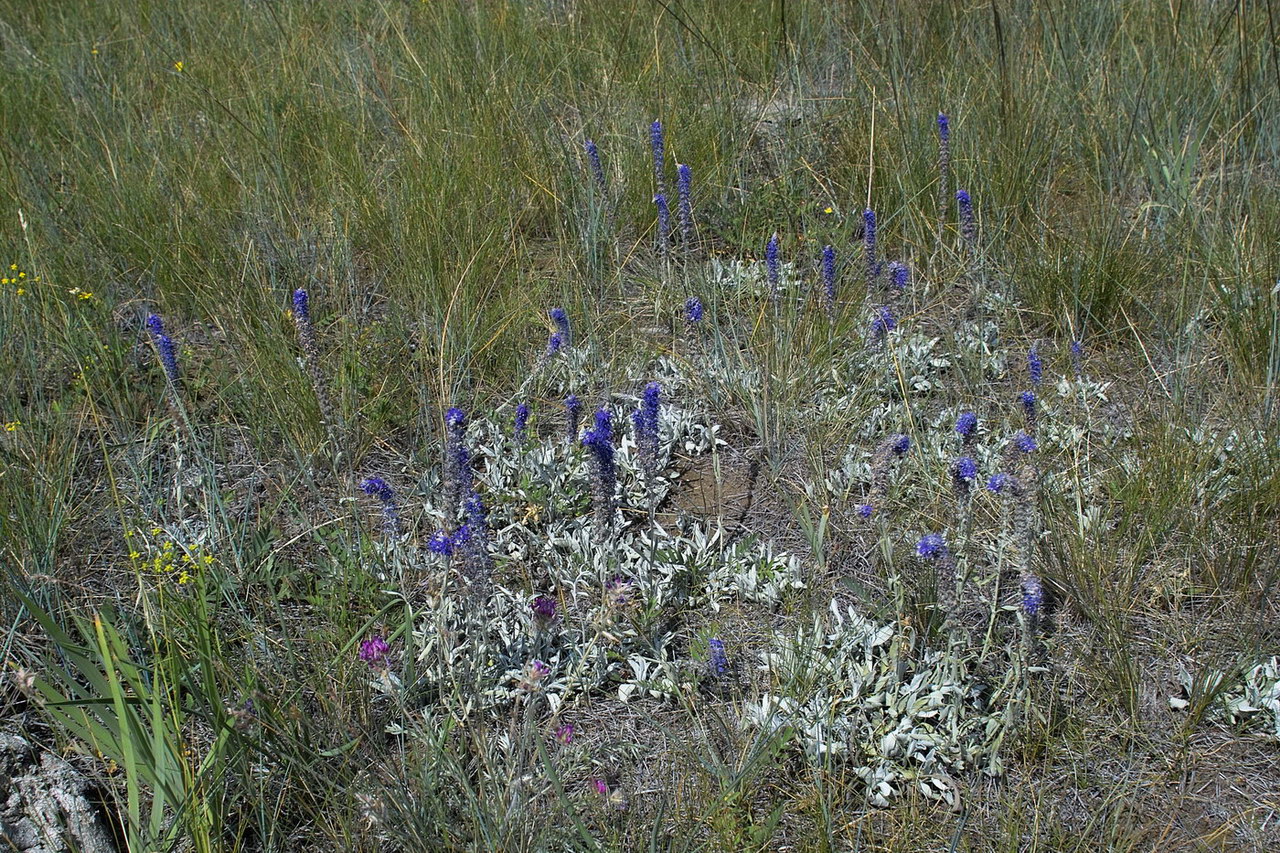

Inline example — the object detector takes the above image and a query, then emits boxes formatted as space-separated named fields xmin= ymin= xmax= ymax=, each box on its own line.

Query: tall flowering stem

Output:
xmin=632 ymin=383 xmax=661 ymax=488
xmin=937 ymin=113 xmax=951 ymax=228
xmin=863 ymin=209 xmax=878 ymax=288
xmin=676 ymin=163 xmax=694 ymax=247
xmin=684 ymin=296 xmax=704 ymax=325
xmin=766 ymin=233 xmax=780 ymax=303
xmin=291 ymin=290 xmax=335 ymax=434
xmin=995 ymin=433 xmax=1045 ymax=658
xmin=460 ymin=492 xmax=494 ymax=593
xmin=584 ymin=138 xmax=607 ymax=196
xmin=650 ymin=120 xmax=665 ymax=198
xmin=1070 ymin=340 xmax=1084 ymax=377
xmin=582 ymin=408 xmax=617 ymax=533
xmin=951 ymin=456 xmax=978 ymax=575
xmin=1019 ymin=391 xmax=1038 ymax=432
xmin=565 ymin=394 xmax=583 ymax=444
xmin=708 ymin=638 xmax=728 ymax=678
xmin=515 ymin=403 xmax=530 ymax=443
xmin=954 ymin=412 xmax=978 ymax=446
xmin=654 ymin=194 xmax=670 ymax=260
xmin=956 ymin=190 xmax=976 ymax=250
xmin=443 ymin=407 xmax=472 ymax=524
xmin=1028 ymin=346 xmax=1043 ymax=387
xmin=821 ymin=245 xmax=836 ymax=313
xmin=146 ymin=314 xmax=181 ymax=386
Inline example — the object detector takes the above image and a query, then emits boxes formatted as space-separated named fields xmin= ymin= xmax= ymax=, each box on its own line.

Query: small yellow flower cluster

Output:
xmin=124 ymin=528 xmax=216 ymax=585
xmin=173 ymin=61 xmax=184 ymax=72
xmin=3 ymin=421 xmax=19 ymax=432
xmin=2 ymin=263 xmax=36 ymax=296
xmin=67 ymin=287 xmax=93 ymax=301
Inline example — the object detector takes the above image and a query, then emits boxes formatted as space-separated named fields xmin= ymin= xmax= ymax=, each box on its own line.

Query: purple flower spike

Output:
xmin=549 ymin=307 xmax=572 ymax=348
xmin=1019 ymin=390 xmax=1037 ymax=424
xmin=584 ymin=138 xmax=607 ymax=194
xmin=146 ymin=314 xmax=180 ymax=382
xmin=957 ymin=189 xmax=976 ymax=247
xmin=583 ymin=408 xmax=617 ymax=528
xmin=427 ymin=530 xmax=455 ymax=556
xmin=871 ymin=306 xmax=896 ymax=340
xmin=891 ymin=434 xmax=910 ymax=455
xmin=766 ymin=233 xmax=780 ymax=300
xmin=937 ymin=114 xmax=952 ymax=221
xmin=708 ymin=638 xmax=728 ymax=676
xmin=292 ymin=289 xmax=310 ymax=322
xmin=633 ymin=382 xmax=661 ymax=481
xmin=1021 ymin=574 xmax=1045 ymax=616
xmin=952 ymin=456 xmax=978 ymax=495
xmin=1014 ymin=431 xmax=1037 ymax=453
xmin=821 ymin=245 xmax=837 ymax=308
xmin=955 ymin=412 xmax=978 ymax=443
xmin=360 ymin=477 xmax=400 ymax=534
xmin=444 ymin=407 xmax=472 ymax=517
xmin=655 ymin=194 xmax=671 ymax=256
xmin=856 ymin=504 xmax=874 ymax=518
xmin=650 ymin=120 xmax=665 ymax=196
xmin=155 ymin=334 xmax=179 ymax=383
xmin=987 ymin=473 xmax=1009 ymax=494
xmin=863 ymin=209 xmax=877 ymax=285
xmin=684 ymin=296 xmax=704 ymax=324
xmin=676 ymin=163 xmax=694 ymax=244
xmin=1071 ymin=339 xmax=1084 ymax=376
xmin=565 ymin=394 xmax=583 ymax=442
xmin=888 ymin=261 xmax=909 ymax=290
xmin=1028 ymin=347 xmax=1043 ymax=386
xmin=515 ymin=403 xmax=530 ymax=442
xmin=555 ymin=723 xmax=575 ymax=744
xmin=460 ymin=491 xmax=494 ymax=583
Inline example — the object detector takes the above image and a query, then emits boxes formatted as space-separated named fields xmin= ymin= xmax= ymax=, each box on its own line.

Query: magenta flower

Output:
xmin=359 ymin=635 xmax=390 ymax=668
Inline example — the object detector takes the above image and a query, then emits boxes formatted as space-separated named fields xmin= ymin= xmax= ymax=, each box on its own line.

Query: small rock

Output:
xmin=1 ymin=733 xmax=116 ymax=853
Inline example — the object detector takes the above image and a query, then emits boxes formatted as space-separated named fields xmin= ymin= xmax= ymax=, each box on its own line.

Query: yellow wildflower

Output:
xmin=173 ymin=61 xmax=184 ymax=72
xmin=3 ymin=421 xmax=19 ymax=432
